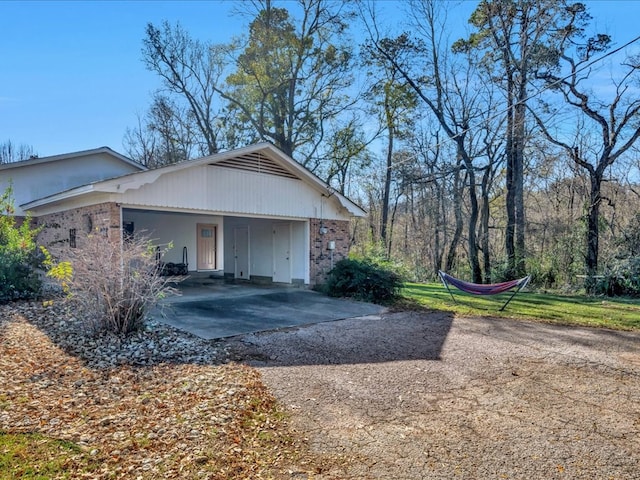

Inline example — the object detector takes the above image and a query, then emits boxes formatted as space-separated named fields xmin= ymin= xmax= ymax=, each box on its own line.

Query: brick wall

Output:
xmin=309 ymin=218 xmax=350 ymax=286
xmin=36 ymin=202 xmax=121 ymax=259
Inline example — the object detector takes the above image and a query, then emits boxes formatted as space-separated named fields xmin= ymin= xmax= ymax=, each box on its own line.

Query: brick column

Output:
xmin=309 ymin=218 xmax=350 ymax=286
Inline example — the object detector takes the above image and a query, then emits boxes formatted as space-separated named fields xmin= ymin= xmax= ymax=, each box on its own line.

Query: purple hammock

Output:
xmin=438 ymin=271 xmax=531 ymax=311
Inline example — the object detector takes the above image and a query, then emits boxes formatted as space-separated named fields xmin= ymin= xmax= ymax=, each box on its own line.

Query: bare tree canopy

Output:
xmin=0 ymin=140 xmax=37 ymax=164
xmin=531 ymin=29 xmax=640 ymax=291
xmin=134 ymin=0 xmax=358 ymax=176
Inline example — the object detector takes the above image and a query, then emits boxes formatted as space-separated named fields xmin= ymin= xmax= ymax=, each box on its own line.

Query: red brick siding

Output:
xmin=309 ymin=218 xmax=350 ymax=286
xmin=36 ymin=203 xmax=121 ymax=259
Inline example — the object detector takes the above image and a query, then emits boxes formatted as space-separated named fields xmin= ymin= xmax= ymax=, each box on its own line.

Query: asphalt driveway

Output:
xmin=154 ymin=282 xmax=385 ymax=339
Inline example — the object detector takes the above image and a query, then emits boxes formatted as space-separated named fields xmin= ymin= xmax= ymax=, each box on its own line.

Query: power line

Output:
xmin=351 ymin=32 xmax=640 ymax=185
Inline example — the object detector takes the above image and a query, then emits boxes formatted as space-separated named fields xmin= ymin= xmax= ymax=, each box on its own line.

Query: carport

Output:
xmin=154 ymin=282 xmax=385 ymax=339
xmin=123 ymin=209 xmax=310 ymax=284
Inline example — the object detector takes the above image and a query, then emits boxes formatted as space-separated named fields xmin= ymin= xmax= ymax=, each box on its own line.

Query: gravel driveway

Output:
xmin=227 ymin=311 xmax=640 ymax=479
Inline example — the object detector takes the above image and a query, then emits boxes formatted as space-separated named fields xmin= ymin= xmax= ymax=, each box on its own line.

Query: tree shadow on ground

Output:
xmin=225 ymin=311 xmax=455 ymax=367
xmin=4 ymin=298 xmax=453 ymax=371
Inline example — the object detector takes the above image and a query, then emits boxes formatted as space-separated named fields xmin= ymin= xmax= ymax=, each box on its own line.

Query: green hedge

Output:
xmin=323 ymin=258 xmax=402 ymax=304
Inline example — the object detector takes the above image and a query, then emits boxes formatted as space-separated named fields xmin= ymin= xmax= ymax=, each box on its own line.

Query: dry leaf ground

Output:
xmin=0 ymin=301 xmax=331 ymax=479
xmin=4 ymin=299 xmax=640 ymax=479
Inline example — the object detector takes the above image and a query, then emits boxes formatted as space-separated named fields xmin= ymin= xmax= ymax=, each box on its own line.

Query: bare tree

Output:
xmin=362 ymin=39 xmax=418 ymax=252
xmin=142 ymin=21 xmax=230 ymax=156
xmin=532 ymin=35 xmax=640 ymax=291
xmin=361 ymin=0 xmax=496 ymax=282
xmin=323 ymin=115 xmax=372 ymax=195
xmin=124 ymin=95 xmax=201 ymax=167
xmin=0 ymin=140 xmax=37 ymax=163
xmin=454 ymin=0 xmax=592 ymax=278
xmin=141 ymin=1 xmax=358 ymax=173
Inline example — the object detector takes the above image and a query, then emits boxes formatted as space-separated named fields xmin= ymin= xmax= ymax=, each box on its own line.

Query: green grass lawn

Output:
xmin=402 ymin=282 xmax=640 ymax=331
xmin=0 ymin=432 xmax=100 ymax=480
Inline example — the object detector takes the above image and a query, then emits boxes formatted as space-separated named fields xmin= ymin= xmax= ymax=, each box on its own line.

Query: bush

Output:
xmin=0 ymin=187 xmax=44 ymax=303
xmin=323 ymin=258 xmax=403 ymax=305
xmin=594 ymin=256 xmax=640 ymax=297
xmin=0 ymin=249 xmax=44 ymax=303
xmin=49 ymin=231 xmax=175 ymax=334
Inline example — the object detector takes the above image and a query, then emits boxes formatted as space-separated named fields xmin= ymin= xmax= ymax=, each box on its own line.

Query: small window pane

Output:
xmin=201 ymin=229 xmax=213 ymax=238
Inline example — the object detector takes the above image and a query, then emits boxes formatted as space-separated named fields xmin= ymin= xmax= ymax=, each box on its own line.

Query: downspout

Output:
xmin=118 ymin=204 xmax=124 ymax=292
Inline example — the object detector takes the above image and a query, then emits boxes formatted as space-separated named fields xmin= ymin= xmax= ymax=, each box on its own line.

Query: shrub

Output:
xmin=594 ymin=256 xmax=640 ymax=297
xmin=49 ymin=231 xmax=175 ymax=334
xmin=0 ymin=186 xmax=44 ymax=303
xmin=323 ymin=258 xmax=403 ymax=305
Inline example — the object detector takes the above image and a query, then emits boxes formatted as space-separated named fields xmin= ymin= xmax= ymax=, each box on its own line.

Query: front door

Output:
xmin=197 ymin=224 xmax=217 ymax=270
xmin=272 ymin=222 xmax=291 ymax=283
xmin=234 ymin=226 xmax=250 ymax=280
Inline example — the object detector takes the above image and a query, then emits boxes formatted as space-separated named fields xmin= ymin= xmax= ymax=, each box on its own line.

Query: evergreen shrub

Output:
xmin=595 ymin=256 xmax=640 ymax=297
xmin=323 ymin=257 xmax=403 ymax=304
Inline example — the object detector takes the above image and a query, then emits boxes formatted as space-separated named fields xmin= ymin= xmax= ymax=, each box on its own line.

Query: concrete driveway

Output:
xmin=154 ymin=281 xmax=385 ymax=339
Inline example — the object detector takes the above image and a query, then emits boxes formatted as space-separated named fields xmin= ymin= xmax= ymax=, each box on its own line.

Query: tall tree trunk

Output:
xmin=433 ymin=181 xmax=444 ymax=274
xmin=514 ymin=84 xmax=527 ymax=277
xmin=585 ymin=173 xmax=602 ymax=293
xmin=480 ymin=166 xmax=492 ymax=282
xmin=386 ymin=191 xmax=401 ymax=258
xmin=380 ymin=122 xmax=394 ymax=249
xmin=505 ymin=73 xmax=517 ymax=278
xmin=446 ymin=163 xmax=464 ymax=272
xmin=465 ymin=161 xmax=482 ymax=283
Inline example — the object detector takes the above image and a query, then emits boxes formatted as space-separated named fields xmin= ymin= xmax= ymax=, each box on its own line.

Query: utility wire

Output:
xmin=345 ymin=32 xmax=640 ymax=190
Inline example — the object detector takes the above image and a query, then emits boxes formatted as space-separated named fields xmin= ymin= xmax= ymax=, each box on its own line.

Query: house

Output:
xmin=1 ymin=143 xmax=365 ymax=285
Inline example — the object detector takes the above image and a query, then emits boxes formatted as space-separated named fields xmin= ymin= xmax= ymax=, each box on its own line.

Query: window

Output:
xmin=123 ymin=221 xmax=134 ymax=242
xmin=69 ymin=228 xmax=77 ymax=248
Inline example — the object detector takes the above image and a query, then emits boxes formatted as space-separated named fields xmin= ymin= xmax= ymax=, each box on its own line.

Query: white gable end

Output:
xmin=21 ymin=144 xmax=365 ymax=221
xmin=119 ymin=164 xmax=348 ymax=220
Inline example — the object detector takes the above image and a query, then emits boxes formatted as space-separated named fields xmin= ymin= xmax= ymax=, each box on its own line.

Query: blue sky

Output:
xmin=1 ymin=0 xmax=639 ymax=158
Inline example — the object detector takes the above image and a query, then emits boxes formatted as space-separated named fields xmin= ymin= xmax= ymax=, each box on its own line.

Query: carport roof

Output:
xmin=22 ymin=143 xmax=366 ymax=217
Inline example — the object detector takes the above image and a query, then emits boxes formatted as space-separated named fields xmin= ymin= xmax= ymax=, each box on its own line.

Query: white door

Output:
xmin=272 ymin=222 xmax=291 ymax=283
xmin=197 ymin=224 xmax=217 ymax=270
xmin=234 ymin=226 xmax=250 ymax=280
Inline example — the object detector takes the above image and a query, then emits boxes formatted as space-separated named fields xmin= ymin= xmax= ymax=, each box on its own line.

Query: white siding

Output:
xmin=27 ymin=193 xmax=116 ymax=217
xmin=123 ymin=210 xmax=224 ymax=270
xmin=119 ymin=166 xmax=209 ymax=211
xmin=224 ymin=216 xmax=308 ymax=283
xmin=1 ymin=153 xmax=140 ymax=215
xmin=119 ymin=165 xmax=349 ymax=221
xmin=291 ymin=220 xmax=309 ymax=282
